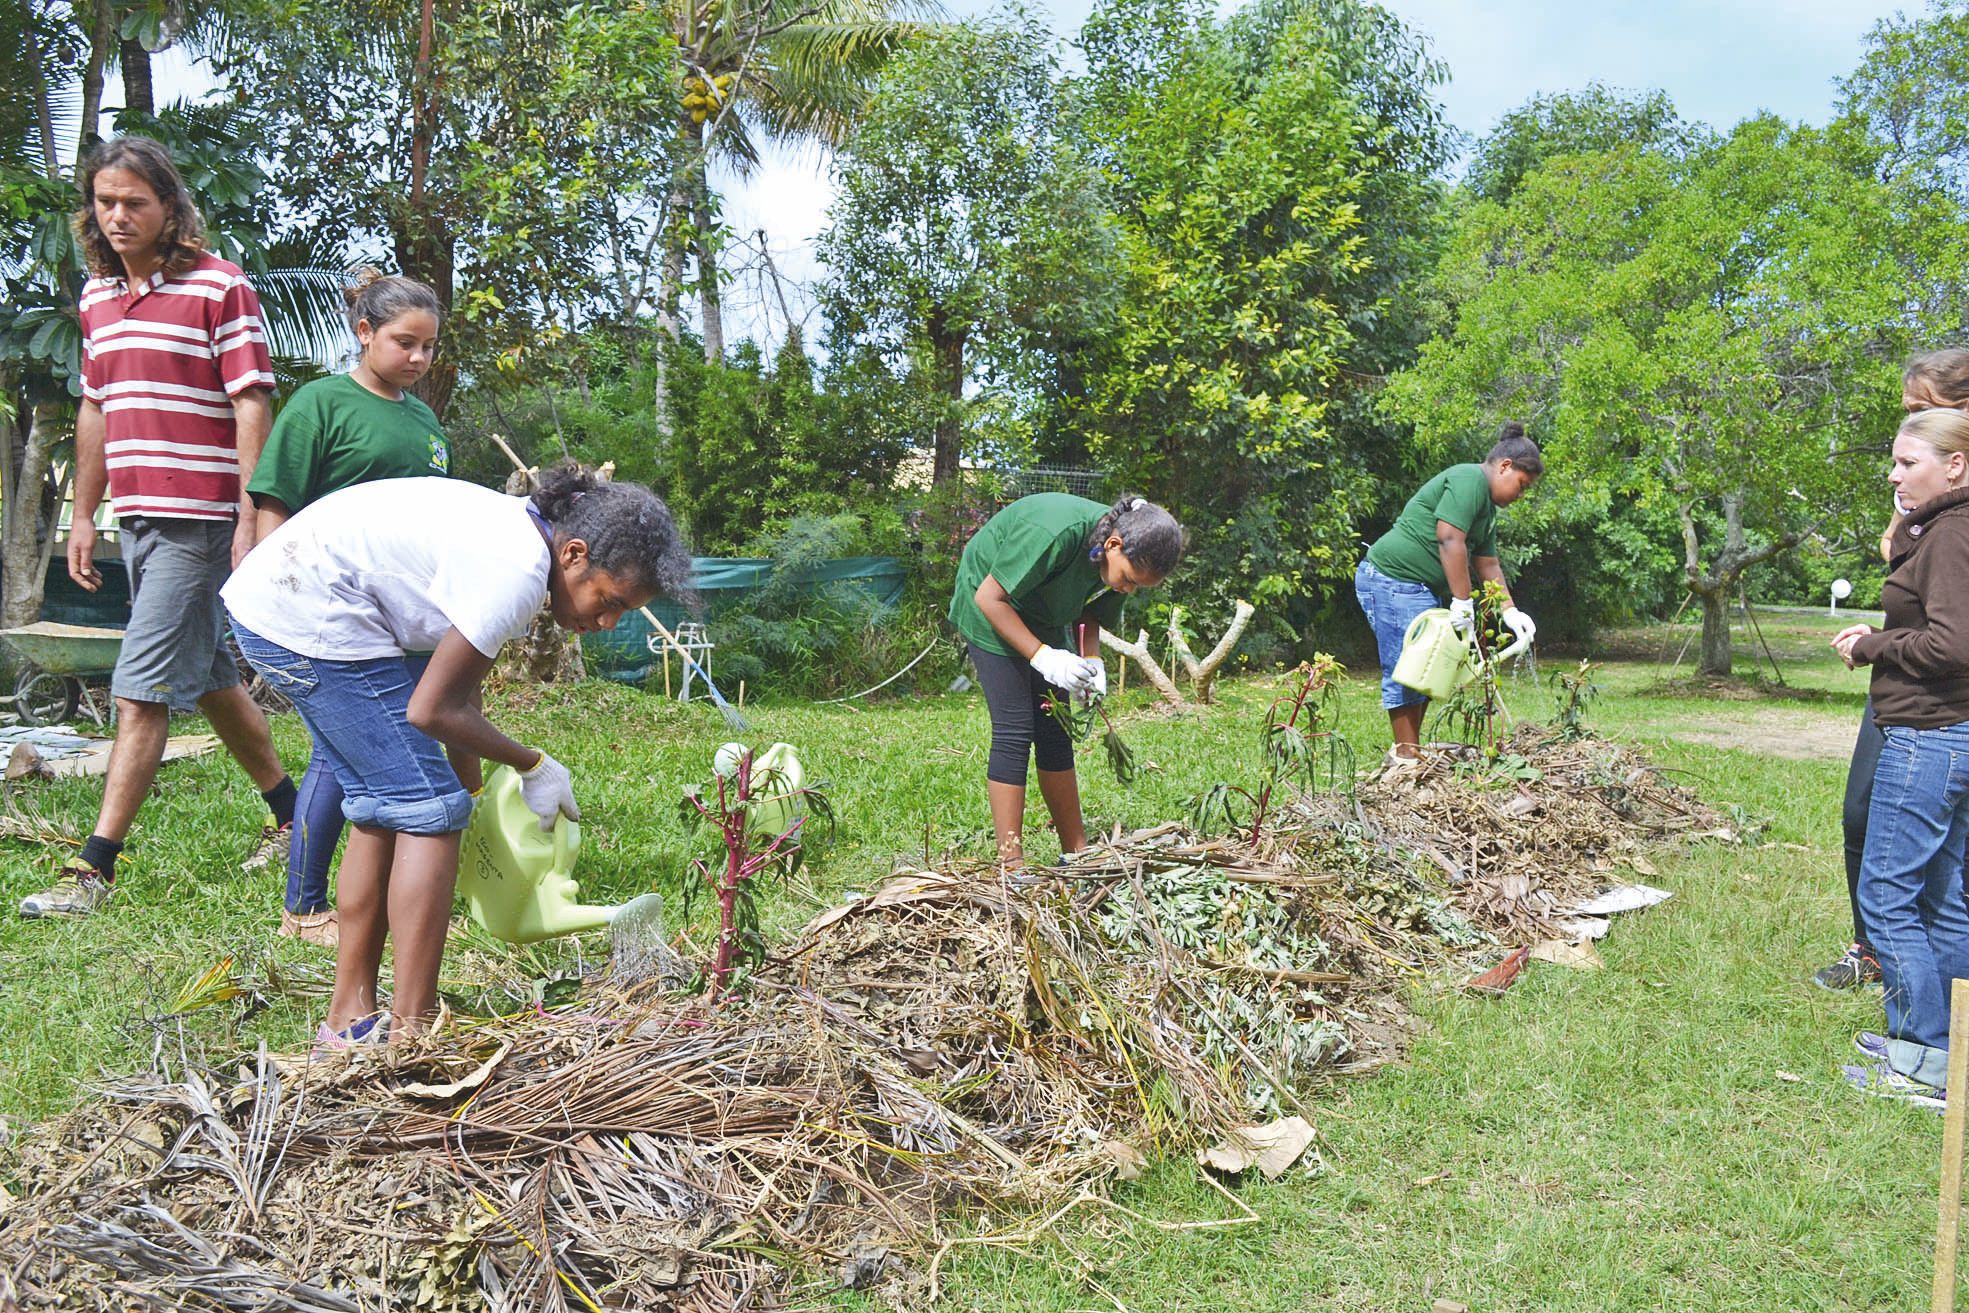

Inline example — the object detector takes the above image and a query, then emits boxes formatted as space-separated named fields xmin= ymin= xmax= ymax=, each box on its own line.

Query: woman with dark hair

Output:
xmin=1355 ymin=422 xmax=1542 ymax=770
xmin=1815 ymin=349 xmax=1969 ymax=992
xmin=242 ymin=269 xmax=452 ymax=948
xmin=223 ymin=467 xmax=694 ymax=1044
xmin=948 ymin=492 xmax=1183 ymax=867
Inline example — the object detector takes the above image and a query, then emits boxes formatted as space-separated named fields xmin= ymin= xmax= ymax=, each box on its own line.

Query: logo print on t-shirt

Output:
xmin=428 ymin=435 xmax=449 ymax=474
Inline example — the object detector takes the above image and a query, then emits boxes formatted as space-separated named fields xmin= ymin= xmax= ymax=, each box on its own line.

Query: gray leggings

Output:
xmin=969 ymin=643 xmax=1076 ymax=784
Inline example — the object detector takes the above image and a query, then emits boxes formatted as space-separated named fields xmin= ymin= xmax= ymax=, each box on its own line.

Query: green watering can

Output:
xmin=1392 ymin=608 xmax=1533 ymax=701
xmin=715 ymin=741 xmax=808 ymax=845
xmin=457 ymin=764 xmax=661 ymax=944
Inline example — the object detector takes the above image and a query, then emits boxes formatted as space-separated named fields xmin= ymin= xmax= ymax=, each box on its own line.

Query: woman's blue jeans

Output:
xmin=1859 ymin=721 xmax=1969 ymax=1088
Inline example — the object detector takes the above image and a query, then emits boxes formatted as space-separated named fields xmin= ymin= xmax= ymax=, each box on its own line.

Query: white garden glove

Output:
xmin=1447 ymin=596 xmax=1475 ymax=635
xmin=1075 ymin=661 xmax=1109 ymax=707
xmin=1501 ymin=606 xmax=1537 ymax=647
xmin=518 ymin=751 xmax=580 ymax=831
xmin=1030 ymin=645 xmax=1099 ymax=695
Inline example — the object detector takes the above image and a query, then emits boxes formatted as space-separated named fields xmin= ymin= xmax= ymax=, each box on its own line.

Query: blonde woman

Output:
xmin=1834 ymin=407 xmax=1969 ymax=1107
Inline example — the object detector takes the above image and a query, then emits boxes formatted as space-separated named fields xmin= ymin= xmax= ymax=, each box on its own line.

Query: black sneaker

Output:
xmin=1814 ymin=942 xmax=1883 ymax=992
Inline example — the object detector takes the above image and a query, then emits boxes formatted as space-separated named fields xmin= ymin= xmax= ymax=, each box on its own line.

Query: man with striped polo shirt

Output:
xmin=20 ymin=136 xmax=300 ymax=920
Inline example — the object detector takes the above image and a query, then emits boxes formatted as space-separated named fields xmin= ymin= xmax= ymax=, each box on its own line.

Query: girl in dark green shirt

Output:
xmin=243 ymin=270 xmax=453 ymax=946
xmin=948 ymin=493 xmax=1183 ymax=867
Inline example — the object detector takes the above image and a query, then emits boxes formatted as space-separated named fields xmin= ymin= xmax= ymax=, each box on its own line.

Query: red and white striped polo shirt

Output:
xmin=79 ymin=253 xmax=276 ymax=521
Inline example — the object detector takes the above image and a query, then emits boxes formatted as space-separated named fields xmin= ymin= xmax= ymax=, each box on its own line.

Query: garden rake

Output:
xmin=641 ymin=605 xmax=750 ymax=732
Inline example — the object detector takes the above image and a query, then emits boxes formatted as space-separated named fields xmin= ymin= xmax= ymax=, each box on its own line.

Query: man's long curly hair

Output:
xmin=71 ymin=136 xmax=208 ymax=279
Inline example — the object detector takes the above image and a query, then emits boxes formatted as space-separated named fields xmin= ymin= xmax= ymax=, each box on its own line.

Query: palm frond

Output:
xmin=254 ymin=268 xmax=353 ymax=368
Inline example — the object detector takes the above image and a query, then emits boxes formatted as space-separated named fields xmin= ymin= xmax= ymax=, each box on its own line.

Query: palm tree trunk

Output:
xmin=23 ymin=21 xmax=59 ymax=174
xmin=78 ymin=0 xmax=115 ymax=154
xmin=119 ymin=38 xmax=153 ymax=115
xmin=681 ymin=117 xmax=723 ymax=363
xmin=2 ymin=401 xmax=66 ymax=629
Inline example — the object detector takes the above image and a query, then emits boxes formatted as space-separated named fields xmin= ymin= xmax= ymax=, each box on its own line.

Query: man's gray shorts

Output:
xmin=111 ymin=517 xmax=240 ymax=714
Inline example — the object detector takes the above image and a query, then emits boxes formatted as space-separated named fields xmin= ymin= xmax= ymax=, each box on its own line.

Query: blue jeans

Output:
xmin=285 ymin=654 xmax=433 ymax=913
xmin=231 ymin=621 xmax=470 ymax=836
xmin=1354 ymin=559 xmax=1438 ymax=710
xmin=1858 ymin=722 xmax=1969 ymax=1088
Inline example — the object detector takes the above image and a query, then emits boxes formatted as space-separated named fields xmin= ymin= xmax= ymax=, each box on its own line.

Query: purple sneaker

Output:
xmin=1843 ymin=1060 xmax=1946 ymax=1112
xmin=1854 ymin=1031 xmax=1890 ymax=1063
xmin=313 ymin=1012 xmax=389 ymax=1054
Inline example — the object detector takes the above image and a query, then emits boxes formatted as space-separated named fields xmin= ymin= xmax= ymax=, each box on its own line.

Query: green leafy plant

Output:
xmin=1187 ymin=655 xmax=1354 ymax=841
xmin=1045 ymin=689 xmax=1140 ymax=784
xmin=678 ymin=748 xmax=834 ymax=994
xmin=1430 ymin=580 xmax=1517 ymax=759
xmin=1548 ymin=658 xmax=1602 ymax=741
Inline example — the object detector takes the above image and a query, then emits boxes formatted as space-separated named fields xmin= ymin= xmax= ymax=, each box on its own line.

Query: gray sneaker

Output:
xmin=1843 ymin=1060 xmax=1946 ymax=1112
xmin=240 ymin=818 xmax=292 ymax=874
xmin=20 ymin=858 xmax=112 ymax=919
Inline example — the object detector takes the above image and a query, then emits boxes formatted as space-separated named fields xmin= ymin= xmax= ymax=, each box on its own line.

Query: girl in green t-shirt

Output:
xmin=243 ymin=270 xmax=456 ymax=947
xmin=948 ymin=493 xmax=1183 ymax=867
xmin=1355 ymin=423 xmax=1542 ymax=769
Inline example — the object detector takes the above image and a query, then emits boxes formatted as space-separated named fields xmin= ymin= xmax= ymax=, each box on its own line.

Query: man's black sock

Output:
xmin=262 ymin=777 xmax=299 ymax=829
xmin=79 ymin=834 xmax=123 ymax=880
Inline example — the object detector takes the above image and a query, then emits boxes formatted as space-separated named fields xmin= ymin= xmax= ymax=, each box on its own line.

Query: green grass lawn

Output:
xmin=0 ymin=610 xmax=1945 ymax=1309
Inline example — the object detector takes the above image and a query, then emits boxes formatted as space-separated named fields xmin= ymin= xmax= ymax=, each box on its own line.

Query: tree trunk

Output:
xmin=77 ymin=0 xmax=115 ymax=154
xmin=119 ymin=38 xmax=153 ymax=115
xmin=929 ymin=319 xmax=964 ymax=485
xmin=395 ymin=223 xmax=456 ymax=418
xmin=688 ymin=122 xmax=723 ymax=364
xmin=23 ymin=22 xmax=59 ymax=174
xmin=2 ymin=403 xmax=66 ymax=629
xmin=1695 ymin=584 xmax=1731 ymax=677
xmin=1098 ymin=627 xmax=1185 ymax=705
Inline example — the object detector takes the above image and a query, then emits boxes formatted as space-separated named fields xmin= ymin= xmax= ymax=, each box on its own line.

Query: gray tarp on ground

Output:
xmin=581 ymin=555 xmax=907 ymax=686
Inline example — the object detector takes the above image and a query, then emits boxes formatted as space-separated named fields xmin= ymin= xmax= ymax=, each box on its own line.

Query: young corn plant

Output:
xmin=1430 ymin=579 xmax=1517 ymax=760
xmin=678 ymin=749 xmax=833 ymax=995
xmin=1187 ymin=655 xmax=1353 ymax=843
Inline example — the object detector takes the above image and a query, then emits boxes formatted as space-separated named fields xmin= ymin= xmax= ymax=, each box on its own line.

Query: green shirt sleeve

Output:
xmin=1435 ymin=465 xmax=1497 ymax=556
xmin=247 ymin=384 xmax=325 ymax=511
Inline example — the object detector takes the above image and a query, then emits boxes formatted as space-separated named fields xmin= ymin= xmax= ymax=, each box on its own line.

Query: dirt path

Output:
xmin=1659 ymin=707 xmax=1860 ymax=762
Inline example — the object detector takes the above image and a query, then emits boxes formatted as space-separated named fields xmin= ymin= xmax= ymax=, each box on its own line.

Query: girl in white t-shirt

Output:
xmin=224 ymin=466 xmax=693 ymax=1044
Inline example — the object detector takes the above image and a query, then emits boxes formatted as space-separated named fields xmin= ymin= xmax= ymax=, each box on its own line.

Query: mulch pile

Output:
xmin=0 ymin=729 xmax=1722 ymax=1311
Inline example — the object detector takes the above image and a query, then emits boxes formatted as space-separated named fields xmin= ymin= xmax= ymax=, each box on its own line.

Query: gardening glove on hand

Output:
xmin=1501 ymin=607 xmax=1537 ymax=647
xmin=518 ymin=751 xmax=580 ymax=831
xmin=1074 ymin=661 xmax=1109 ymax=707
xmin=1031 ymin=645 xmax=1097 ymax=695
xmin=1448 ymin=596 xmax=1476 ymax=635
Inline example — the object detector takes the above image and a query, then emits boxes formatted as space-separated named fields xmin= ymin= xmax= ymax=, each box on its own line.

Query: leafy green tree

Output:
xmin=1059 ymin=0 xmax=1384 ymax=618
xmin=225 ymin=0 xmax=682 ymax=416
xmin=1465 ymin=83 xmax=1697 ymax=203
xmin=817 ymin=16 xmax=1118 ymax=484
xmin=1388 ymin=118 xmax=1949 ymax=675
xmin=1839 ymin=0 xmax=1969 ymax=193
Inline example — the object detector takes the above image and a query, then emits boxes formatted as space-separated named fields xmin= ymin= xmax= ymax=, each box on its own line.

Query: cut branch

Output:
xmin=1099 ymin=628 xmax=1185 ymax=706
xmin=1167 ymin=600 xmax=1255 ymax=704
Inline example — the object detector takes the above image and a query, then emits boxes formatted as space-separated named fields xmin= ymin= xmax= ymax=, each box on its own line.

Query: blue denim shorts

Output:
xmin=1354 ymin=558 xmax=1440 ymax=710
xmin=231 ymin=619 xmax=472 ymax=835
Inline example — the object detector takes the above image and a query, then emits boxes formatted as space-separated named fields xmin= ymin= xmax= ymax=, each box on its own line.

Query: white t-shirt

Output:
xmin=222 ymin=478 xmax=551 ymax=660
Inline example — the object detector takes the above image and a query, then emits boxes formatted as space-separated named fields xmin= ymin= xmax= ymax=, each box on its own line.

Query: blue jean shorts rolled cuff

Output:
xmin=1888 ymin=1035 xmax=1951 ymax=1090
xmin=1354 ymin=558 xmax=1438 ymax=710
xmin=345 ymin=788 xmax=474 ymax=836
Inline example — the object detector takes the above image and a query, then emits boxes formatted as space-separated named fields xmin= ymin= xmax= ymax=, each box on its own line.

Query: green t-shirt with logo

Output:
xmin=949 ymin=493 xmax=1127 ymax=656
xmin=1364 ymin=463 xmax=1499 ymax=598
xmin=248 ymin=374 xmax=450 ymax=512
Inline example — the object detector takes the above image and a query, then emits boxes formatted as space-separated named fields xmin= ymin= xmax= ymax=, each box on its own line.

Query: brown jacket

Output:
xmin=1854 ymin=485 xmax=1969 ymax=728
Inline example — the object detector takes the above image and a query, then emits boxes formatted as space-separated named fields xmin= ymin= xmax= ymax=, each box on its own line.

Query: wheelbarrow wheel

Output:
xmin=15 ymin=668 xmax=80 ymax=727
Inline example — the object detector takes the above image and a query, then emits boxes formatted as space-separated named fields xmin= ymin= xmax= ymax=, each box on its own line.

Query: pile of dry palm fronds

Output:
xmin=0 ymin=731 xmax=1720 ymax=1311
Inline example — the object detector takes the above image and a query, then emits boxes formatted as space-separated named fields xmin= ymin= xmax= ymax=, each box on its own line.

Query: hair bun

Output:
xmin=342 ymin=265 xmax=386 ymax=308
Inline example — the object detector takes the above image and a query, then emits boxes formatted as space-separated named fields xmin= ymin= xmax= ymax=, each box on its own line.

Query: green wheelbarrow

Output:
xmin=0 ymin=622 xmax=124 ymax=726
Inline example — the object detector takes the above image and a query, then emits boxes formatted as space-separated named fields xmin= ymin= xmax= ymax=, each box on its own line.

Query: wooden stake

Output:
xmin=663 ymin=645 xmax=672 ymax=699
xmin=1935 ymin=977 xmax=1969 ymax=1313
xmin=738 ymin=680 xmax=746 ymax=710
